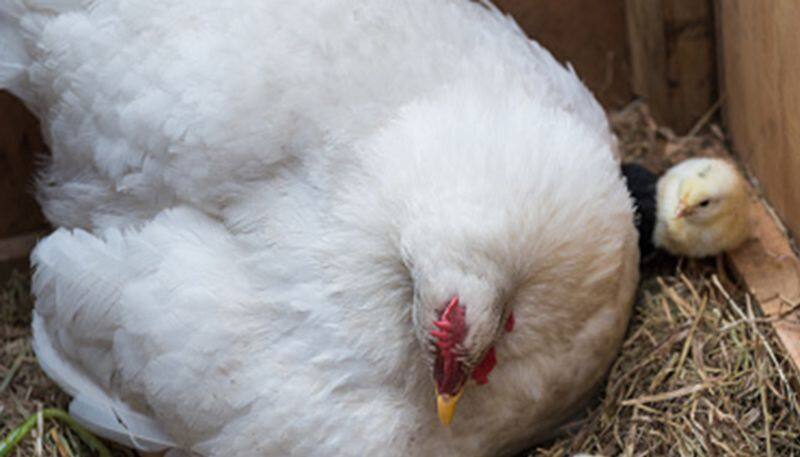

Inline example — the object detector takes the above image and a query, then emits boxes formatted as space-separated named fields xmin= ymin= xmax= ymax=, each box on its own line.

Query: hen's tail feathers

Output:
xmin=31 ymin=227 xmax=177 ymax=453
xmin=32 ymin=314 xmax=177 ymax=453
xmin=0 ymin=0 xmax=85 ymax=103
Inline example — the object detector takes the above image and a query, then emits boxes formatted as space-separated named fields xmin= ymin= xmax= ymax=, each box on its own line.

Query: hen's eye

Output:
xmin=698 ymin=199 xmax=711 ymax=207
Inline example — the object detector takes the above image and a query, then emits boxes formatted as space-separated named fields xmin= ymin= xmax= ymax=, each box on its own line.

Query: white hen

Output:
xmin=1 ymin=1 xmax=639 ymax=456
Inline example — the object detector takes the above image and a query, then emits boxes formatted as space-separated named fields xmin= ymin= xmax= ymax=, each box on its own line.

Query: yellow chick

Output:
xmin=653 ymin=157 xmax=751 ymax=257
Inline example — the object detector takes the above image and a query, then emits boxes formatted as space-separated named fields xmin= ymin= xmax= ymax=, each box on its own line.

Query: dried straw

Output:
xmin=534 ymin=102 xmax=800 ymax=456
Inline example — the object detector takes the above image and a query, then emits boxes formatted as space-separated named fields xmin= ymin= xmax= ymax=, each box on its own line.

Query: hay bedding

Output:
xmin=536 ymin=103 xmax=800 ymax=457
xmin=1 ymin=103 xmax=799 ymax=456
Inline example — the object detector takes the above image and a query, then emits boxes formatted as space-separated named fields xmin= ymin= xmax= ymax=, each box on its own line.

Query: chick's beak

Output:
xmin=436 ymin=386 xmax=465 ymax=426
xmin=675 ymin=199 xmax=690 ymax=219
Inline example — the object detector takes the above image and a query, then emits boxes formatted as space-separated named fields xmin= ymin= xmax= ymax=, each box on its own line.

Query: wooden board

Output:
xmin=717 ymin=0 xmax=800 ymax=240
xmin=494 ymin=0 xmax=633 ymax=108
xmin=728 ymin=197 xmax=800 ymax=373
xmin=626 ymin=0 xmax=669 ymax=124
xmin=0 ymin=230 xmax=47 ymax=279
xmin=0 ymin=91 xmax=48 ymax=277
xmin=626 ymin=0 xmax=716 ymax=132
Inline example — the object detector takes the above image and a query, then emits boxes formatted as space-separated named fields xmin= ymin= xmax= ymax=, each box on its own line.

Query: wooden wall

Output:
xmin=495 ymin=0 xmax=633 ymax=109
xmin=0 ymin=92 xmax=46 ymax=237
xmin=0 ymin=92 xmax=47 ymax=276
xmin=625 ymin=0 xmax=716 ymax=132
xmin=717 ymin=1 xmax=800 ymax=239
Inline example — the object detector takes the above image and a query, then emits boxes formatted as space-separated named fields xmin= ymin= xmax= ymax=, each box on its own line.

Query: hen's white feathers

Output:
xmin=4 ymin=0 xmax=610 ymax=230
xmin=4 ymin=1 xmax=638 ymax=455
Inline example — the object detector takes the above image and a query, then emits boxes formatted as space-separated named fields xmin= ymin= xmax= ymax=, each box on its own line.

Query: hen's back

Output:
xmin=2 ymin=0 xmax=608 ymax=230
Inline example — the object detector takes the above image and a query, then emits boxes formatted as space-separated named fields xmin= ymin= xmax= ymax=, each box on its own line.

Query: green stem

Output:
xmin=0 ymin=408 xmax=111 ymax=457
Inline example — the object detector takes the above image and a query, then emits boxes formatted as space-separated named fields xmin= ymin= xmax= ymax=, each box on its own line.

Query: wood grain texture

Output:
xmin=717 ymin=0 xmax=800 ymax=240
xmin=626 ymin=0 xmax=715 ymax=132
xmin=664 ymin=0 xmax=716 ymax=132
xmin=494 ymin=0 xmax=633 ymax=108
xmin=626 ymin=0 xmax=669 ymax=122
xmin=728 ymin=197 xmax=800 ymax=373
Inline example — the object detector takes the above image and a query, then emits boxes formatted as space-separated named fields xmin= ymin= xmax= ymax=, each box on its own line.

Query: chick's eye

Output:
xmin=698 ymin=199 xmax=711 ymax=207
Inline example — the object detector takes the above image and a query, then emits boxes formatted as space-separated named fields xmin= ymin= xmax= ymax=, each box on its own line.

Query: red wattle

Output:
xmin=471 ymin=346 xmax=496 ymax=385
xmin=505 ymin=312 xmax=515 ymax=332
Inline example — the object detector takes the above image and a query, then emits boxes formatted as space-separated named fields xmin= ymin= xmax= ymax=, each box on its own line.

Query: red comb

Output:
xmin=431 ymin=297 xmax=466 ymax=350
xmin=431 ymin=296 xmax=467 ymax=393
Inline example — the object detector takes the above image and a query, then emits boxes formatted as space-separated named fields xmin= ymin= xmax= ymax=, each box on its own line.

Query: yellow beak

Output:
xmin=676 ymin=198 xmax=690 ymax=219
xmin=436 ymin=387 xmax=465 ymax=426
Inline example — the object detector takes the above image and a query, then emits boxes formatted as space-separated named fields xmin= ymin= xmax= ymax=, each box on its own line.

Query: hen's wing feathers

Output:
xmin=32 ymin=220 xmax=179 ymax=450
xmin=6 ymin=2 xmax=305 ymax=227
xmin=33 ymin=315 xmax=176 ymax=452
xmin=31 ymin=207 xmax=294 ymax=451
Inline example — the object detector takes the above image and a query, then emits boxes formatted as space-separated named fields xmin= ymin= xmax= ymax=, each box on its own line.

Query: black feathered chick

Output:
xmin=621 ymin=162 xmax=658 ymax=258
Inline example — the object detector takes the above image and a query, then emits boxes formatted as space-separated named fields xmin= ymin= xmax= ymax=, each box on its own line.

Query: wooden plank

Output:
xmin=625 ymin=0 xmax=669 ymax=125
xmin=663 ymin=0 xmax=716 ymax=132
xmin=625 ymin=0 xmax=715 ymax=132
xmin=494 ymin=0 xmax=632 ymax=108
xmin=717 ymin=0 xmax=800 ymax=241
xmin=0 ymin=231 xmax=46 ymax=263
xmin=728 ymin=197 xmax=800 ymax=373
xmin=0 ymin=230 xmax=48 ymax=280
